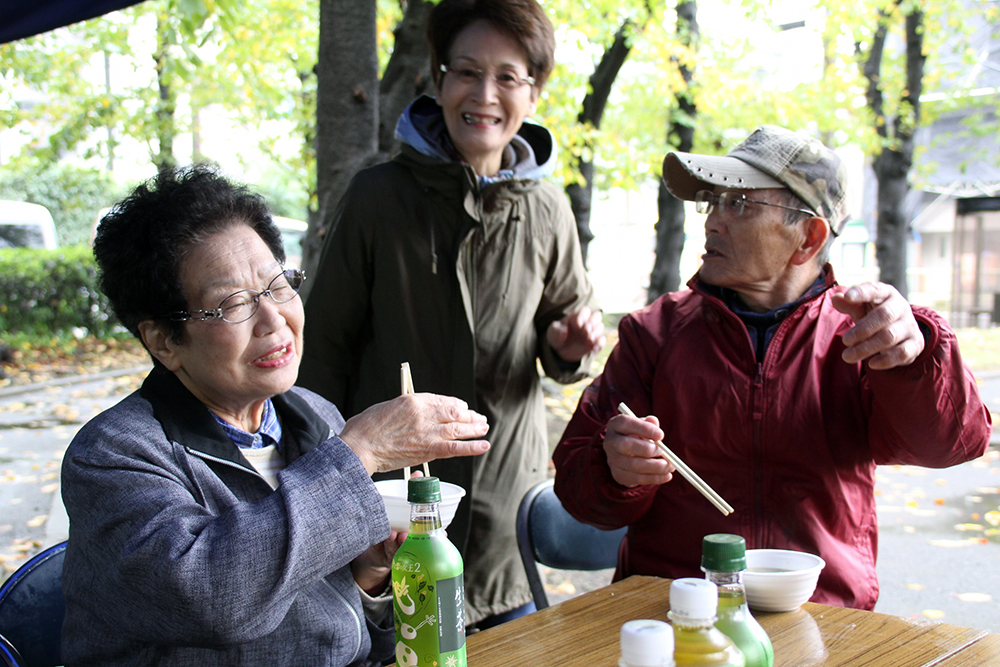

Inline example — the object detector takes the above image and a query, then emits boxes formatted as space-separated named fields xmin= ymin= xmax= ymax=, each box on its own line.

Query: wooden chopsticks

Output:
xmin=617 ymin=402 xmax=734 ymax=516
xmin=401 ymin=362 xmax=431 ymax=480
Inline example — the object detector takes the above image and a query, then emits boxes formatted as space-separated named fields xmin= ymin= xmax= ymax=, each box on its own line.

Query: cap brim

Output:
xmin=662 ymin=152 xmax=784 ymax=201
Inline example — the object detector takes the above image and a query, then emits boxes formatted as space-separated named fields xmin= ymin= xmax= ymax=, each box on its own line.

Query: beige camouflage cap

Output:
xmin=662 ymin=125 xmax=849 ymax=235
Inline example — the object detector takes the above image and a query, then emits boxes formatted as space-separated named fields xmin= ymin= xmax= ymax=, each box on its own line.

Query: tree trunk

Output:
xmin=648 ymin=0 xmax=697 ymax=303
xmin=153 ymin=12 xmax=176 ymax=174
xmin=566 ymin=19 xmax=635 ymax=267
xmin=378 ymin=0 xmax=434 ymax=155
xmin=861 ymin=3 xmax=924 ymax=297
xmin=305 ymin=0 xmax=380 ymax=286
xmin=873 ymin=149 xmax=911 ymax=295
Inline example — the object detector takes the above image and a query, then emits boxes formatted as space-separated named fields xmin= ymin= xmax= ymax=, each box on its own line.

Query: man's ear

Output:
xmin=137 ymin=320 xmax=182 ymax=372
xmin=791 ymin=216 xmax=830 ymax=266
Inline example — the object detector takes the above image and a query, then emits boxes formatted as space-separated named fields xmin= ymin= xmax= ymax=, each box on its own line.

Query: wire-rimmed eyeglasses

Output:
xmin=440 ymin=64 xmax=535 ymax=89
xmin=694 ymin=189 xmax=819 ymax=219
xmin=695 ymin=190 xmax=838 ymax=238
xmin=169 ymin=269 xmax=306 ymax=324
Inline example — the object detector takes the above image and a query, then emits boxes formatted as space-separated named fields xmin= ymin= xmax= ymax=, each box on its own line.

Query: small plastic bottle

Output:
xmin=619 ymin=619 xmax=676 ymax=667
xmin=391 ymin=477 xmax=466 ymax=667
xmin=668 ymin=578 xmax=745 ymax=667
xmin=701 ymin=534 xmax=774 ymax=667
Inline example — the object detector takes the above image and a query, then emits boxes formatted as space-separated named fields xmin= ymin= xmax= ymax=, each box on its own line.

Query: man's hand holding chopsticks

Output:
xmin=604 ymin=413 xmax=675 ymax=488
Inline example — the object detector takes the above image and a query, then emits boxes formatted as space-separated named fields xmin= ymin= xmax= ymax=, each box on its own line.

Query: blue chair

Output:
xmin=515 ymin=478 xmax=627 ymax=609
xmin=0 ymin=633 xmax=25 ymax=667
xmin=0 ymin=541 xmax=66 ymax=667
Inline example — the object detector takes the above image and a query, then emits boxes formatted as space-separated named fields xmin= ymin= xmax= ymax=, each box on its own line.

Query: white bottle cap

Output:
xmin=669 ymin=578 xmax=718 ymax=621
xmin=620 ymin=619 xmax=675 ymax=667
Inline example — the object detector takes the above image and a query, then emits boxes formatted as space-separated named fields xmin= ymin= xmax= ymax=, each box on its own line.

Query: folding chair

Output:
xmin=0 ymin=633 xmax=25 ymax=667
xmin=515 ymin=478 xmax=627 ymax=609
xmin=0 ymin=541 xmax=67 ymax=667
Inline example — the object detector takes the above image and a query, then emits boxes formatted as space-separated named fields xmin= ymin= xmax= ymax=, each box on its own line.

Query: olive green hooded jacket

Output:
xmin=300 ymin=96 xmax=599 ymax=623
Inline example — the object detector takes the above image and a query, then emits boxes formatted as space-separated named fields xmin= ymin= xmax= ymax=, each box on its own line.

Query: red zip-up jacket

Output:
xmin=553 ymin=269 xmax=991 ymax=610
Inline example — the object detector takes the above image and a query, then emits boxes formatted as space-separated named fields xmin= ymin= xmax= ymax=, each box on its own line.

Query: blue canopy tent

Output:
xmin=1 ymin=0 xmax=147 ymax=44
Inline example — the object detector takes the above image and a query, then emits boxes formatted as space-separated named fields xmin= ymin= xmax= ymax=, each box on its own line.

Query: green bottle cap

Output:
xmin=407 ymin=476 xmax=441 ymax=503
xmin=701 ymin=533 xmax=747 ymax=572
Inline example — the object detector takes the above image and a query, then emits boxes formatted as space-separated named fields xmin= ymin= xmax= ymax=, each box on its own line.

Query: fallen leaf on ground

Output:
xmin=922 ymin=609 xmax=946 ymax=619
xmin=954 ymin=523 xmax=984 ymax=532
xmin=928 ymin=538 xmax=983 ymax=547
xmin=954 ymin=592 xmax=992 ymax=602
xmin=906 ymin=583 xmax=924 ymax=591
xmin=25 ymin=515 xmax=47 ymax=527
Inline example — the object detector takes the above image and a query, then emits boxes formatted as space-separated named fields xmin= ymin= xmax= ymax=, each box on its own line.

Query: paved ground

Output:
xmin=1 ymin=367 xmax=998 ymax=635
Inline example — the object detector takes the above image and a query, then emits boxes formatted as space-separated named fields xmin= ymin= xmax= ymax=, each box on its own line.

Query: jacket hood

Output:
xmin=394 ymin=94 xmax=557 ymax=184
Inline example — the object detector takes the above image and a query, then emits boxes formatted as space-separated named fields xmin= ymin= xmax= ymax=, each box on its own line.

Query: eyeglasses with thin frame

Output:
xmin=440 ymin=64 xmax=535 ymax=90
xmin=695 ymin=189 xmax=820 ymax=219
xmin=169 ymin=269 xmax=306 ymax=324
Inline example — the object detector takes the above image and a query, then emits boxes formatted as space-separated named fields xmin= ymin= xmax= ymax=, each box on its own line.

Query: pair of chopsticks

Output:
xmin=401 ymin=362 xmax=431 ymax=481
xmin=617 ymin=402 xmax=734 ymax=516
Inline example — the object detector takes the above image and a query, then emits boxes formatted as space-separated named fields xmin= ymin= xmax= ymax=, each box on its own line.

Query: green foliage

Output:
xmin=0 ymin=162 xmax=122 ymax=246
xmin=0 ymin=246 xmax=119 ymax=337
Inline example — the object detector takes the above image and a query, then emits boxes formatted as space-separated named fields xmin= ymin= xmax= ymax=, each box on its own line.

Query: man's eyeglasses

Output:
xmin=694 ymin=190 xmax=819 ymax=220
xmin=170 ymin=269 xmax=306 ymax=324
xmin=440 ymin=64 xmax=535 ymax=90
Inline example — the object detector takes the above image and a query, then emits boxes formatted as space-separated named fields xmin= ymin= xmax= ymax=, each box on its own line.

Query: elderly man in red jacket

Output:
xmin=553 ymin=125 xmax=992 ymax=610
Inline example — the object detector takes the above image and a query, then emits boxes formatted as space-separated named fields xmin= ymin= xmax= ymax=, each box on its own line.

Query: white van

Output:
xmin=273 ymin=216 xmax=308 ymax=269
xmin=0 ymin=200 xmax=58 ymax=249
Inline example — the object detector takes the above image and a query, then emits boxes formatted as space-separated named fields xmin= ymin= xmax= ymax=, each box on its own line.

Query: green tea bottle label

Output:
xmin=391 ymin=477 xmax=466 ymax=667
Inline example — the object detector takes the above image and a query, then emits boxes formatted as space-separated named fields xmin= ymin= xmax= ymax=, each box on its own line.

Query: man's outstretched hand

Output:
xmin=831 ymin=282 xmax=924 ymax=370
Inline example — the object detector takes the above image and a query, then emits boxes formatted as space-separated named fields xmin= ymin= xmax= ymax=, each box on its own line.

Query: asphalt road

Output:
xmin=1 ymin=367 xmax=998 ymax=634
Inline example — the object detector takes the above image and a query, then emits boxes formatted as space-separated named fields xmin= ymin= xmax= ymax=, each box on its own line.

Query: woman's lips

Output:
xmin=253 ymin=342 xmax=294 ymax=368
xmin=463 ymin=112 xmax=500 ymax=125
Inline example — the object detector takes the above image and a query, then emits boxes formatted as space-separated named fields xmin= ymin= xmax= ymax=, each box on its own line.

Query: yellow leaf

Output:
xmin=984 ymin=511 xmax=1000 ymax=527
xmin=906 ymin=583 xmax=924 ymax=590
xmin=955 ymin=593 xmax=991 ymax=603
xmin=922 ymin=609 xmax=946 ymax=619
xmin=928 ymin=538 xmax=982 ymax=547
xmin=954 ymin=523 xmax=984 ymax=532
xmin=25 ymin=515 xmax=47 ymax=527
xmin=40 ymin=483 xmax=59 ymax=493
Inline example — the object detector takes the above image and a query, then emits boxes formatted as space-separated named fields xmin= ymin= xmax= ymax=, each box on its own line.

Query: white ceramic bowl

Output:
xmin=744 ymin=549 xmax=826 ymax=612
xmin=374 ymin=479 xmax=466 ymax=532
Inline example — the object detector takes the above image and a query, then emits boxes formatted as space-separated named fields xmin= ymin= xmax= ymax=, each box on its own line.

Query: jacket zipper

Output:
xmin=184 ymin=446 xmax=270 ymax=485
xmin=751 ymin=363 xmax=765 ymax=545
xmin=185 ymin=446 xmax=365 ymax=663
xmin=696 ymin=280 xmax=835 ymax=547
xmin=322 ymin=578 xmax=364 ymax=664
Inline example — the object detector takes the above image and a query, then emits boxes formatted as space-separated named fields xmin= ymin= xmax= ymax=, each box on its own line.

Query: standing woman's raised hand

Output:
xmin=547 ymin=306 xmax=606 ymax=363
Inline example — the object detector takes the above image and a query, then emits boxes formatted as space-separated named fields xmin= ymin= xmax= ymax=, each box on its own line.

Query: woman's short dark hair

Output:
xmin=428 ymin=0 xmax=555 ymax=90
xmin=93 ymin=164 xmax=284 ymax=345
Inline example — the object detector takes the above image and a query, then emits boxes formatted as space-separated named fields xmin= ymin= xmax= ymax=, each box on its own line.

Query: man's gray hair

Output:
xmin=778 ymin=189 xmax=834 ymax=265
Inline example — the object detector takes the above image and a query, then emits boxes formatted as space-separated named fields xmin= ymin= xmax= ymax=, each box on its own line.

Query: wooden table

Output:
xmin=463 ymin=576 xmax=998 ymax=666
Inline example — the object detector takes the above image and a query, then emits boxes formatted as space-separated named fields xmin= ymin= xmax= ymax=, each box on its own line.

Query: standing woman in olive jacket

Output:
xmin=301 ymin=0 xmax=605 ymax=628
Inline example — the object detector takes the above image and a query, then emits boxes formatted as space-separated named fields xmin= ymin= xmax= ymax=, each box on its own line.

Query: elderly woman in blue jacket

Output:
xmin=60 ymin=165 xmax=490 ymax=667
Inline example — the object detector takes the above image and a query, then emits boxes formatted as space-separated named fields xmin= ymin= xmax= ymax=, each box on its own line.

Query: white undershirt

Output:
xmin=240 ymin=444 xmax=285 ymax=489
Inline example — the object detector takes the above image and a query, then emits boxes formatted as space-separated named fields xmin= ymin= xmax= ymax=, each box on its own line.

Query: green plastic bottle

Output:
xmin=701 ymin=534 xmax=774 ymax=667
xmin=669 ymin=578 xmax=745 ymax=667
xmin=391 ymin=477 xmax=466 ymax=667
